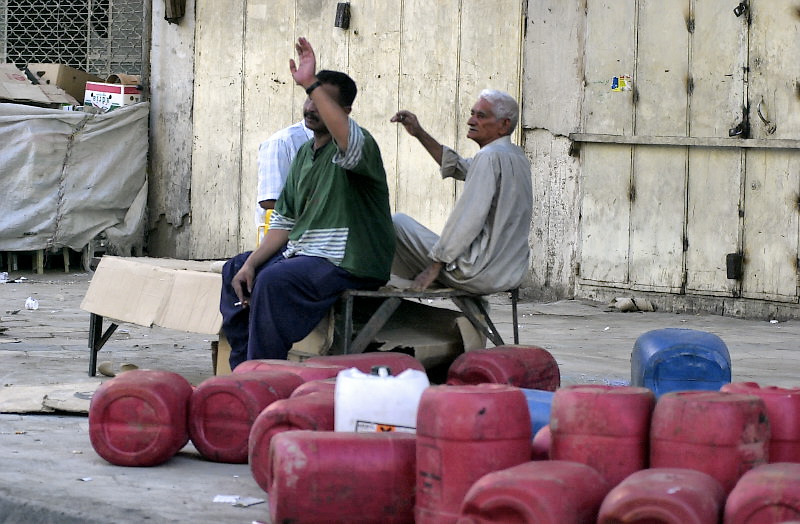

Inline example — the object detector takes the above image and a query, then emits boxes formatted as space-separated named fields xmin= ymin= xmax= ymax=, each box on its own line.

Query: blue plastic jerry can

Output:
xmin=520 ymin=388 xmax=555 ymax=435
xmin=631 ymin=328 xmax=731 ymax=398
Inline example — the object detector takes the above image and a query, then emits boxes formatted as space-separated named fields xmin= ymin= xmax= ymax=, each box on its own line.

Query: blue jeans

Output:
xmin=220 ymin=251 xmax=383 ymax=370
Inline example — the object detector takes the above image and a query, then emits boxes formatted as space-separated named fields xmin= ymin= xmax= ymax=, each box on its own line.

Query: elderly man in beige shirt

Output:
xmin=390 ymin=89 xmax=533 ymax=295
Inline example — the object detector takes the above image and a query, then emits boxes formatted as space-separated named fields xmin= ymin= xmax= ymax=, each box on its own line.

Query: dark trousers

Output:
xmin=220 ymin=251 xmax=383 ymax=370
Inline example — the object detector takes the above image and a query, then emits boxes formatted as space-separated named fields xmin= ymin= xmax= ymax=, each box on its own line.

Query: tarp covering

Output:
xmin=0 ymin=102 xmax=148 ymax=254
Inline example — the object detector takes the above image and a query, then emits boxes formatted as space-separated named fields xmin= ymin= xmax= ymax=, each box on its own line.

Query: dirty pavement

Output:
xmin=1 ymin=268 xmax=799 ymax=523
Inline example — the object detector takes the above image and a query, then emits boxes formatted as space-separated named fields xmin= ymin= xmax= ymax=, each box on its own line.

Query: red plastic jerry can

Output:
xmin=598 ymin=468 xmax=725 ymax=524
xmin=415 ymin=384 xmax=532 ymax=524
xmin=248 ymin=389 xmax=335 ymax=493
xmin=269 ymin=430 xmax=417 ymax=523
xmin=188 ymin=370 xmax=303 ymax=463
xmin=459 ymin=460 xmax=610 ymax=524
xmin=89 ymin=369 xmax=193 ymax=467
xmin=550 ymin=384 xmax=655 ymax=488
xmin=650 ymin=390 xmax=769 ymax=494
xmin=447 ymin=345 xmax=560 ymax=390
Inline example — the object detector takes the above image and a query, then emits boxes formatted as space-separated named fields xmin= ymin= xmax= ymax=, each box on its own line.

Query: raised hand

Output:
xmin=289 ymin=37 xmax=317 ymax=87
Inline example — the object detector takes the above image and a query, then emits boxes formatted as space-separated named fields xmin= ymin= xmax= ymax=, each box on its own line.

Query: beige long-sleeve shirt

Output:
xmin=429 ymin=135 xmax=533 ymax=293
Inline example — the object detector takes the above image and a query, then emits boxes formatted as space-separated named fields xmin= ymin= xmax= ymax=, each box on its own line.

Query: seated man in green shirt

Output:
xmin=220 ymin=37 xmax=395 ymax=370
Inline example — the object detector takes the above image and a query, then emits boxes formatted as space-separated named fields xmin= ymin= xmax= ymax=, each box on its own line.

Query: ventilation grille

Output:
xmin=0 ymin=0 xmax=146 ymax=79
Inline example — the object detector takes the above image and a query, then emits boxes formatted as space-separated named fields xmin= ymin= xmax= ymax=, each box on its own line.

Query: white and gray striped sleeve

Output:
xmin=269 ymin=210 xmax=295 ymax=231
xmin=333 ymin=118 xmax=365 ymax=170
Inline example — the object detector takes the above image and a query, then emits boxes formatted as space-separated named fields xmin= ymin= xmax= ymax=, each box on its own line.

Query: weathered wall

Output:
xmin=145 ymin=0 xmax=584 ymax=303
xmin=148 ymin=0 xmax=195 ymax=258
xmin=522 ymin=0 xmax=585 ymax=300
xmin=146 ymin=0 xmax=800 ymax=319
xmin=148 ymin=0 xmax=526 ymax=262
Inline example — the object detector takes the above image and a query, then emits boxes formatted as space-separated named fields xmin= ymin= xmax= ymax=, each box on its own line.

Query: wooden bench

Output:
xmin=82 ymin=257 xmax=522 ymax=375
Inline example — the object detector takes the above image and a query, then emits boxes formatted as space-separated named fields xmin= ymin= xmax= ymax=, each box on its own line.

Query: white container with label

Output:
xmin=334 ymin=366 xmax=430 ymax=433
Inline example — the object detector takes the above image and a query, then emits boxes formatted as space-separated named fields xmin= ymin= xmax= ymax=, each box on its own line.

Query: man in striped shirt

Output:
xmin=220 ymin=38 xmax=394 ymax=369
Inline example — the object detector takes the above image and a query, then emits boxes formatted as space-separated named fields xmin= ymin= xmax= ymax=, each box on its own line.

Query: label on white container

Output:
xmin=355 ymin=421 xmax=416 ymax=433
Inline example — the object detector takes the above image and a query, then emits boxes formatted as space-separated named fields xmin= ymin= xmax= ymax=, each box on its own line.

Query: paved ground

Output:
xmin=2 ymin=267 xmax=799 ymax=522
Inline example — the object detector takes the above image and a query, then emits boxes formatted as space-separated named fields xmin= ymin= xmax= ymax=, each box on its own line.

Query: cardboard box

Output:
xmin=80 ymin=256 xmax=223 ymax=335
xmin=0 ymin=63 xmax=80 ymax=106
xmin=27 ymin=63 xmax=102 ymax=102
xmin=84 ymin=81 xmax=142 ymax=111
xmin=0 ymin=63 xmax=53 ymax=105
xmin=106 ymin=73 xmax=140 ymax=85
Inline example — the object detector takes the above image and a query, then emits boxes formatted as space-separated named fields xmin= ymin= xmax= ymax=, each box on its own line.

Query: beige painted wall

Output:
xmin=168 ymin=0 xmax=525 ymax=262
xmin=146 ymin=0 xmax=579 ymax=303
xmin=147 ymin=0 xmax=800 ymax=318
xmin=574 ymin=0 xmax=800 ymax=319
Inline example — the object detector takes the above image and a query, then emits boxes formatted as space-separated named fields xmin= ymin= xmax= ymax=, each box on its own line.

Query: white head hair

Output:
xmin=478 ymin=89 xmax=519 ymax=132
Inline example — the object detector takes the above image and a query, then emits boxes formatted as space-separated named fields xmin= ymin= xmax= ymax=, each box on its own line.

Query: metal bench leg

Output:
xmin=510 ymin=288 xmax=519 ymax=344
xmin=347 ymin=297 xmax=403 ymax=354
xmin=88 ymin=313 xmax=118 ymax=376
xmin=471 ymin=297 xmax=507 ymax=347
xmin=452 ymin=297 xmax=505 ymax=347
xmin=343 ymin=294 xmax=354 ymax=354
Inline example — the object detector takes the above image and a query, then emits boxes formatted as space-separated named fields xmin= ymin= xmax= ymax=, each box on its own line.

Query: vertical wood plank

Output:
xmin=685 ymin=0 xmax=746 ymax=295
xmin=523 ymin=0 xmax=586 ymax=136
xmin=583 ymin=0 xmax=636 ymax=135
xmin=742 ymin=1 xmax=800 ymax=301
xmin=395 ymin=0 xmax=461 ymax=232
xmin=347 ymin=0 xmax=402 ymax=210
xmin=627 ymin=1 xmax=689 ymax=292
xmin=690 ymin=0 xmax=746 ymax=139
xmin=579 ymin=0 xmax=636 ymax=286
xmin=578 ymin=143 xmax=632 ymax=284
xmin=742 ymin=150 xmax=800 ymax=301
xmin=148 ymin=0 xmax=195 ymax=257
xmin=686 ymin=148 xmax=742 ymax=295
xmin=629 ymin=146 xmax=685 ymax=292
xmin=458 ymin=0 xmax=523 ymax=146
xmin=635 ymin=0 xmax=690 ymax=137
xmin=240 ymin=0 xmax=298 ymax=250
xmin=749 ymin=0 xmax=800 ymax=140
xmin=190 ymin=0 xmax=246 ymax=258
xmin=456 ymin=0 xmax=524 ymax=201
xmin=524 ymin=0 xmax=586 ymax=298
xmin=526 ymin=130 xmax=581 ymax=298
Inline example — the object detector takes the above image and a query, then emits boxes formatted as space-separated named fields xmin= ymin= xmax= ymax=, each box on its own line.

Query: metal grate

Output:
xmin=0 ymin=0 xmax=146 ymax=79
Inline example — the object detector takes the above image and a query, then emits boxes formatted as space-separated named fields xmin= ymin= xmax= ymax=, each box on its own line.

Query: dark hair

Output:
xmin=316 ymin=69 xmax=357 ymax=106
